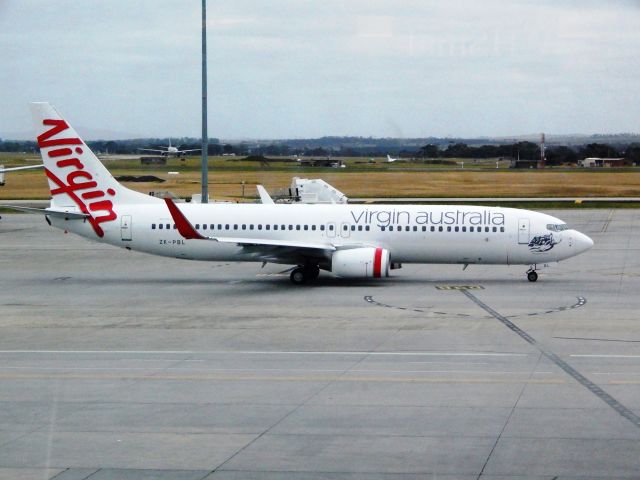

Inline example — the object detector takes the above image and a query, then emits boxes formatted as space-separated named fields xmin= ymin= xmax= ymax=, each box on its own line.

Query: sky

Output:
xmin=1 ymin=0 xmax=639 ymax=140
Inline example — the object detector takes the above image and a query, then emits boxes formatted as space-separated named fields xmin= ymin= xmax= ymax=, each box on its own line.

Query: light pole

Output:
xmin=201 ymin=0 xmax=209 ymax=203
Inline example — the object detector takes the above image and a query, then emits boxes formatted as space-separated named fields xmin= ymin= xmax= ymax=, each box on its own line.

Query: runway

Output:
xmin=1 ymin=210 xmax=639 ymax=479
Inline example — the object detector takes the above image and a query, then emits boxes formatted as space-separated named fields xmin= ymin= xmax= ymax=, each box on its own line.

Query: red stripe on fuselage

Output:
xmin=373 ymin=247 xmax=383 ymax=278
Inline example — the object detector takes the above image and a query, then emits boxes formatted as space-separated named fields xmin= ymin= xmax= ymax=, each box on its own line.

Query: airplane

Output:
xmin=0 ymin=164 xmax=44 ymax=186
xmin=387 ymin=154 xmax=397 ymax=162
xmin=138 ymin=139 xmax=200 ymax=158
xmin=1 ymin=102 xmax=594 ymax=285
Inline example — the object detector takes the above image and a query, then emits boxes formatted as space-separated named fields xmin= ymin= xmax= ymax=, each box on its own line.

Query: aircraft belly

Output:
xmin=391 ymin=236 xmax=508 ymax=264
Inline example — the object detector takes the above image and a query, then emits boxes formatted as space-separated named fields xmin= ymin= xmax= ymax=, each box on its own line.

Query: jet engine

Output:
xmin=331 ymin=247 xmax=390 ymax=278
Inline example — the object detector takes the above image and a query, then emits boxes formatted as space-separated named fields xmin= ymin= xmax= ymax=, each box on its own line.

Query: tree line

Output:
xmin=1 ymin=138 xmax=639 ymax=165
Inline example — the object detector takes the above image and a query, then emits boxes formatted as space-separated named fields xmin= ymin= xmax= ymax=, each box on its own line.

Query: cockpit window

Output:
xmin=547 ymin=223 xmax=569 ymax=232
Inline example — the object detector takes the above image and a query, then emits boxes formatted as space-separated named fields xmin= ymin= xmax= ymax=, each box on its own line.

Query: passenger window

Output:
xmin=289 ymin=225 xmax=293 ymax=230
xmin=381 ymin=226 xmax=386 ymax=231
xmin=485 ymin=227 xmax=490 ymax=232
xmin=438 ymin=226 xmax=443 ymax=232
xmin=389 ymin=226 xmax=394 ymax=231
xmin=500 ymin=227 xmax=505 ymax=232
xmin=413 ymin=226 xmax=418 ymax=232
xmin=225 ymin=224 xmax=230 ymax=230
xmin=422 ymin=226 xmax=426 ymax=231
xmin=242 ymin=224 xmax=246 ymax=230
xmin=166 ymin=224 xmax=170 ymax=230
xmin=304 ymin=225 xmax=308 ymax=231
xmin=470 ymin=227 xmax=474 ymax=232
xmin=296 ymin=225 xmax=301 ymax=230
xmin=266 ymin=225 xmax=270 ymax=230
xmin=217 ymin=224 xmax=222 ymax=230
xmin=194 ymin=224 xmax=199 ymax=229
xmin=358 ymin=225 xmax=363 ymax=231
xmin=365 ymin=226 xmax=370 ymax=231
xmin=234 ymin=224 xmax=238 ymax=230
xmin=493 ymin=227 xmax=497 ymax=232
xmin=351 ymin=225 xmax=355 ymax=231
xmin=274 ymin=225 xmax=278 ymax=230
xmin=447 ymin=226 xmax=452 ymax=232
xmin=203 ymin=224 xmax=207 ymax=230
xmin=343 ymin=225 xmax=348 ymax=231
xmin=462 ymin=226 xmax=466 ymax=232
xmin=311 ymin=225 xmax=316 ymax=231
xmin=327 ymin=225 xmax=332 ymax=231
xmin=151 ymin=224 xmax=156 ymax=229
xmin=430 ymin=226 xmax=435 ymax=232
xmin=282 ymin=225 xmax=286 ymax=230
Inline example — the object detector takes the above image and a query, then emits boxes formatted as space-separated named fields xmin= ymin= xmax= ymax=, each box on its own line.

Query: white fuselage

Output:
xmin=51 ymin=203 xmax=592 ymax=267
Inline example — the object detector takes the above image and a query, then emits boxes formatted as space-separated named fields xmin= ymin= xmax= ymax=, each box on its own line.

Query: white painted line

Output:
xmin=570 ymin=355 xmax=640 ymax=359
xmin=0 ymin=350 xmax=530 ymax=357
xmin=592 ymin=372 xmax=640 ymax=376
xmin=0 ymin=366 xmax=556 ymax=375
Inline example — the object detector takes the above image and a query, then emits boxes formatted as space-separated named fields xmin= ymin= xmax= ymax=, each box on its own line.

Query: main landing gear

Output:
xmin=526 ymin=265 xmax=538 ymax=282
xmin=290 ymin=264 xmax=320 ymax=285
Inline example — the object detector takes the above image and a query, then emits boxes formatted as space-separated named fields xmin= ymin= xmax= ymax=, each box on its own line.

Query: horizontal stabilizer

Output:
xmin=0 ymin=205 xmax=89 ymax=219
xmin=0 ymin=164 xmax=44 ymax=173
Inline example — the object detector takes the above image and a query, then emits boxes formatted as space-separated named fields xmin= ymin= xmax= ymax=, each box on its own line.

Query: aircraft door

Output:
xmin=121 ymin=215 xmax=132 ymax=241
xmin=340 ymin=222 xmax=351 ymax=238
xmin=518 ymin=218 xmax=530 ymax=244
xmin=326 ymin=222 xmax=336 ymax=238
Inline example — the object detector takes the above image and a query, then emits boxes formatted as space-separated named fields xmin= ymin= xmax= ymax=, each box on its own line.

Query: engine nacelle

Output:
xmin=331 ymin=247 xmax=390 ymax=278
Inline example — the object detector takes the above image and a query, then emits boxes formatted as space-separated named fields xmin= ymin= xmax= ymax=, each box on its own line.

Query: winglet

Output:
xmin=164 ymin=197 xmax=205 ymax=240
xmin=256 ymin=185 xmax=275 ymax=204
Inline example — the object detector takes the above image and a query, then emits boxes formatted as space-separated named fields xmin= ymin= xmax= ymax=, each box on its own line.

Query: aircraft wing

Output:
xmin=138 ymin=148 xmax=165 ymax=153
xmin=0 ymin=205 xmax=89 ymax=220
xmin=178 ymin=149 xmax=201 ymax=153
xmin=0 ymin=164 xmax=44 ymax=173
xmin=164 ymin=198 xmax=337 ymax=256
xmin=210 ymin=236 xmax=335 ymax=251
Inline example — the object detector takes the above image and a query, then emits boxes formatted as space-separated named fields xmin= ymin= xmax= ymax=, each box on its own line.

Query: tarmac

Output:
xmin=0 ymin=209 xmax=639 ymax=479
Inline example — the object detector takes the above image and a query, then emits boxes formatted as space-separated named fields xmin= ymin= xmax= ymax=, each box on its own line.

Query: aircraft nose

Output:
xmin=574 ymin=231 xmax=594 ymax=253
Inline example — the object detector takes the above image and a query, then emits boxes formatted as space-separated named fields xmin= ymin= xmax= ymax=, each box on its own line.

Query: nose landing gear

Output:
xmin=526 ymin=265 xmax=538 ymax=282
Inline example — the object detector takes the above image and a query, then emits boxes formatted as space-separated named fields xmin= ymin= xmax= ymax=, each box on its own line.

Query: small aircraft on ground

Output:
xmin=138 ymin=140 xmax=200 ymax=158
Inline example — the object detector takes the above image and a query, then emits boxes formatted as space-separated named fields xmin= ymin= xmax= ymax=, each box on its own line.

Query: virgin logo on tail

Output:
xmin=38 ymin=119 xmax=117 ymax=237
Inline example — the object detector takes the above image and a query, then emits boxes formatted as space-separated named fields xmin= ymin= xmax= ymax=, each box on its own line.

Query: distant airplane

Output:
xmin=138 ymin=139 xmax=200 ymax=158
xmin=2 ymin=103 xmax=594 ymax=285
xmin=0 ymin=164 xmax=44 ymax=186
xmin=387 ymin=154 xmax=397 ymax=163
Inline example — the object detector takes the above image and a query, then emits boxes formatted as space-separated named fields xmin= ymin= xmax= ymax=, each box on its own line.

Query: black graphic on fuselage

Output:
xmin=528 ymin=234 xmax=560 ymax=253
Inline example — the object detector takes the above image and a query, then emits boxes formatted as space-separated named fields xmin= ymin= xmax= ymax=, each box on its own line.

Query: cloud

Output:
xmin=1 ymin=0 xmax=639 ymax=138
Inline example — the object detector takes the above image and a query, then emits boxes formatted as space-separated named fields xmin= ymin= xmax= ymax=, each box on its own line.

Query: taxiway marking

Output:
xmin=0 ymin=350 xmax=529 ymax=357
xmin=461 ymin=289 xmax=640 ymax=430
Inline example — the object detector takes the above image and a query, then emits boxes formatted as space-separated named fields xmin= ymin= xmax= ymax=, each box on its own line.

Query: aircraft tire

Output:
xmin=527 ymin=271 xmax=538 ymax=282
xmin=290 ymin=268 xmax=306 ymax=285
